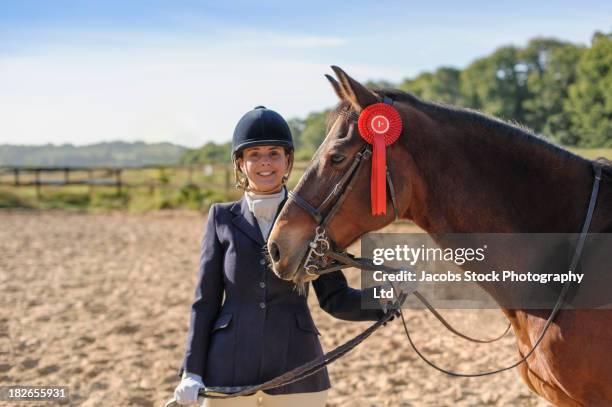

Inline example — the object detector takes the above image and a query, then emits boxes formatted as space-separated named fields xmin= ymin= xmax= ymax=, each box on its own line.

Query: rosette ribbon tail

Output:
xmin=357 ymin=100 xmax=403 ymax=216
xmin=371 ymin=134 xmax=387 ymax=215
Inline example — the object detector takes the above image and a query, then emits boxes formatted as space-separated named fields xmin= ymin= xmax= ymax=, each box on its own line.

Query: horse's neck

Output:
xmin=398 ymin=110 xmax=598 ymax=312
xmin=403 ymin=114 xmax=594 ymax=234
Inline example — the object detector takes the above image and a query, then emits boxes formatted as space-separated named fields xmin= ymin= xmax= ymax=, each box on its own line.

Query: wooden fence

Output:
xmin=0 ymin=163 xmax=309 ymax=200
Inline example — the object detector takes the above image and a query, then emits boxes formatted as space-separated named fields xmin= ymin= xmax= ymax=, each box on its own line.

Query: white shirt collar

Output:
xmin=244 ymin=187 xmax=287 ymax=224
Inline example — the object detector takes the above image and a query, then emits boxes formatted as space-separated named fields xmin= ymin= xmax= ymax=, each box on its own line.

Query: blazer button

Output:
xmin=259 ymin=282 xmax=266 ymax=288
xmin=259 ymin=302 xmax=266 ymax=309
xmin=259 ymin=259 xmax=266 ymax=266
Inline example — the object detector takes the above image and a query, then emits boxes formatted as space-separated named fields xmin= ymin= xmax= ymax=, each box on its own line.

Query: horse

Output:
xmin=267 ymin=66 xmax=612 ymax=406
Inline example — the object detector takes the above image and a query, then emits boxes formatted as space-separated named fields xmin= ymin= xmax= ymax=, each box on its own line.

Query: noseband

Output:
xmin=287 ymin=110 xmax=400 ymax=276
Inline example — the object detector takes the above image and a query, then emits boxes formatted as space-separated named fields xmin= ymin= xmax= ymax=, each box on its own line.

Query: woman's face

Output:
xmin=239 ymin=145 xmax=289 ymax=193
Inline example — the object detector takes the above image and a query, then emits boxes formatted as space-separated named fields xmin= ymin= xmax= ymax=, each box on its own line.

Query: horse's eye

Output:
xmin=331 ymin=153 xmax=345 ymax=164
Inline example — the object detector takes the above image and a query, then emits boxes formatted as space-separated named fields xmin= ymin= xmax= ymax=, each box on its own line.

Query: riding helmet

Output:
xmin=231 ymin=106 xmax=293 ymax=157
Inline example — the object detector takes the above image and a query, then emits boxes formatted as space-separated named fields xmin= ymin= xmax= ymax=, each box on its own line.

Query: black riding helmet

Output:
xmin=231 ymin=106 xmax=293 ymax=158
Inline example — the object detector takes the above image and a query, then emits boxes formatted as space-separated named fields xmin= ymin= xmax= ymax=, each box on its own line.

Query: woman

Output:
xmin=174 ymin=106 xmax=386 ymax=406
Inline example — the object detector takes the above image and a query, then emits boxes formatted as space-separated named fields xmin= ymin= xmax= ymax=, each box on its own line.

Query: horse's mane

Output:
xmin=378 ymin=88 xmax=589 ymax=163
xmin=327 ymin=88 xmax=612 ymax=179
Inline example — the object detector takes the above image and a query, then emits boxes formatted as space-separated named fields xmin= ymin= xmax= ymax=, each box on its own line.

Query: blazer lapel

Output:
xmin=231 ymin=196 xmax=265 ymax=246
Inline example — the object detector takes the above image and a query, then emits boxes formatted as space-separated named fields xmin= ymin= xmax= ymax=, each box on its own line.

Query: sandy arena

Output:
xmin=0 ymin=210 xmax=550 ymax=406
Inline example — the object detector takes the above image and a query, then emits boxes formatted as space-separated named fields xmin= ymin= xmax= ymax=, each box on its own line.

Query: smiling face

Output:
xmin=237 ymin=145 xmax=290 ymax=193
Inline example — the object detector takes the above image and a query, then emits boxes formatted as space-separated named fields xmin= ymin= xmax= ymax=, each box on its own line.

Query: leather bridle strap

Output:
xmin=287 ymin=189 xmax=323 ymax=224
xmin=386 ymin=165 xmax=400 ymax=221
xmin=288 ymin=145 xmax=375 ymax=228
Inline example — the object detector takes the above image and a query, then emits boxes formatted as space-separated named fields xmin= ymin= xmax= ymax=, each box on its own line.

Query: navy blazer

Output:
xmin=178 ymin=195 xmax=383 ymax=395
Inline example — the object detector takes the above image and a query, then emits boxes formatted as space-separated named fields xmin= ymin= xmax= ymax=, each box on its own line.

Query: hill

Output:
xmin=0 ymin=141 xmax=187 ymax=167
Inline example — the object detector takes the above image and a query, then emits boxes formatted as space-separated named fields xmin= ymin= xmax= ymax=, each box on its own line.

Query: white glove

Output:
xmin=174 ymin=372 xmax=204 ymax=406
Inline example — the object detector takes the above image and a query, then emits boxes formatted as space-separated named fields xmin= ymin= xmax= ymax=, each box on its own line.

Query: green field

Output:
xmin=0 ymin=148 xmax=609 ymax=212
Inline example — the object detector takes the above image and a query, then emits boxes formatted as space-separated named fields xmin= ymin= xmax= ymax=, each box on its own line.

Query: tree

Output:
xmin=365 ymin=79 xmax=396 ymax=89
xmin=565 ymin=32 xmax=612 ymax=147
xmin=287 ymin=118 xmax=305 ymax=151
xmin=461 ymin=46 xmax=529 ymax=123
xmin=180 ymin=142 xmax=232 ymax=164
xmin=520 ymin=38 xmax=584 ymax=144
xmin=298 ymin=110 xmax=330 ymax=156
xmin=400 ymin=67 xmax=462 ymax=105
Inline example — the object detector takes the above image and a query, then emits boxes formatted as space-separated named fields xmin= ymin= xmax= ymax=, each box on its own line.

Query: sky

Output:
xmin=0 ymin=1 xmax=610 ymax=148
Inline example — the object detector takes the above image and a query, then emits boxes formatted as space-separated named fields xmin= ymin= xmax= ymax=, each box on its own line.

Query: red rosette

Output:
xmin=357 ymin=103 xmax=403 ymax=216
xmin=357 ymin=103 xmax=402 ymax=146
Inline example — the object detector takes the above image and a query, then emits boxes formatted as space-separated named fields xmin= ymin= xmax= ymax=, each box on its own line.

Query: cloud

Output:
xmin=0 ymin=16 xmax=413 ymax=149
xmin=230 ymin=33 xmax=348 ymax=48
xmin=0 ymin=44 xmax=354 ymax=148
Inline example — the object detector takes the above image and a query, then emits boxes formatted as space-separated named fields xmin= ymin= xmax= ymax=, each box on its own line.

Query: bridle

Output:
xmin=287 ymin=106 xmax=400 ymax=277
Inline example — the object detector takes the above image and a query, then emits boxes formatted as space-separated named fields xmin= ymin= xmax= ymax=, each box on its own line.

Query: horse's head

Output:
xmin=268 ymin=66 xmax=418 ymax=284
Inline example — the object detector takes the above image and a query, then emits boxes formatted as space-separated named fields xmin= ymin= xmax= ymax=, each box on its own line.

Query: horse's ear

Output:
xmin=325 ymin=74 xmax=345 ymax=100
xmin=331 ymin=65 xmax=378 ymax=112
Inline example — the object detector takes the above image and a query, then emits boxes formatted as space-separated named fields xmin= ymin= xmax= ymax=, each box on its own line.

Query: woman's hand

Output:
xmin=174 ymin=372 xmax=204 ymax=405
xmin=378 ymin=279 xmax=419 ymax=314
xmin=378 ymin=278 xmax=419 ymax=325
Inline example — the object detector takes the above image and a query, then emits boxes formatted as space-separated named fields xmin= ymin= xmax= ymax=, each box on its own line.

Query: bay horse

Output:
xmin=267 ymin=66 xmax=612 ymax=406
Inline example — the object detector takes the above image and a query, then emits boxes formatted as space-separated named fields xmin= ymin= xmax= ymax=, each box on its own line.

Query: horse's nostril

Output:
xmin=270 ymin=241 xmax=281 ymax=263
